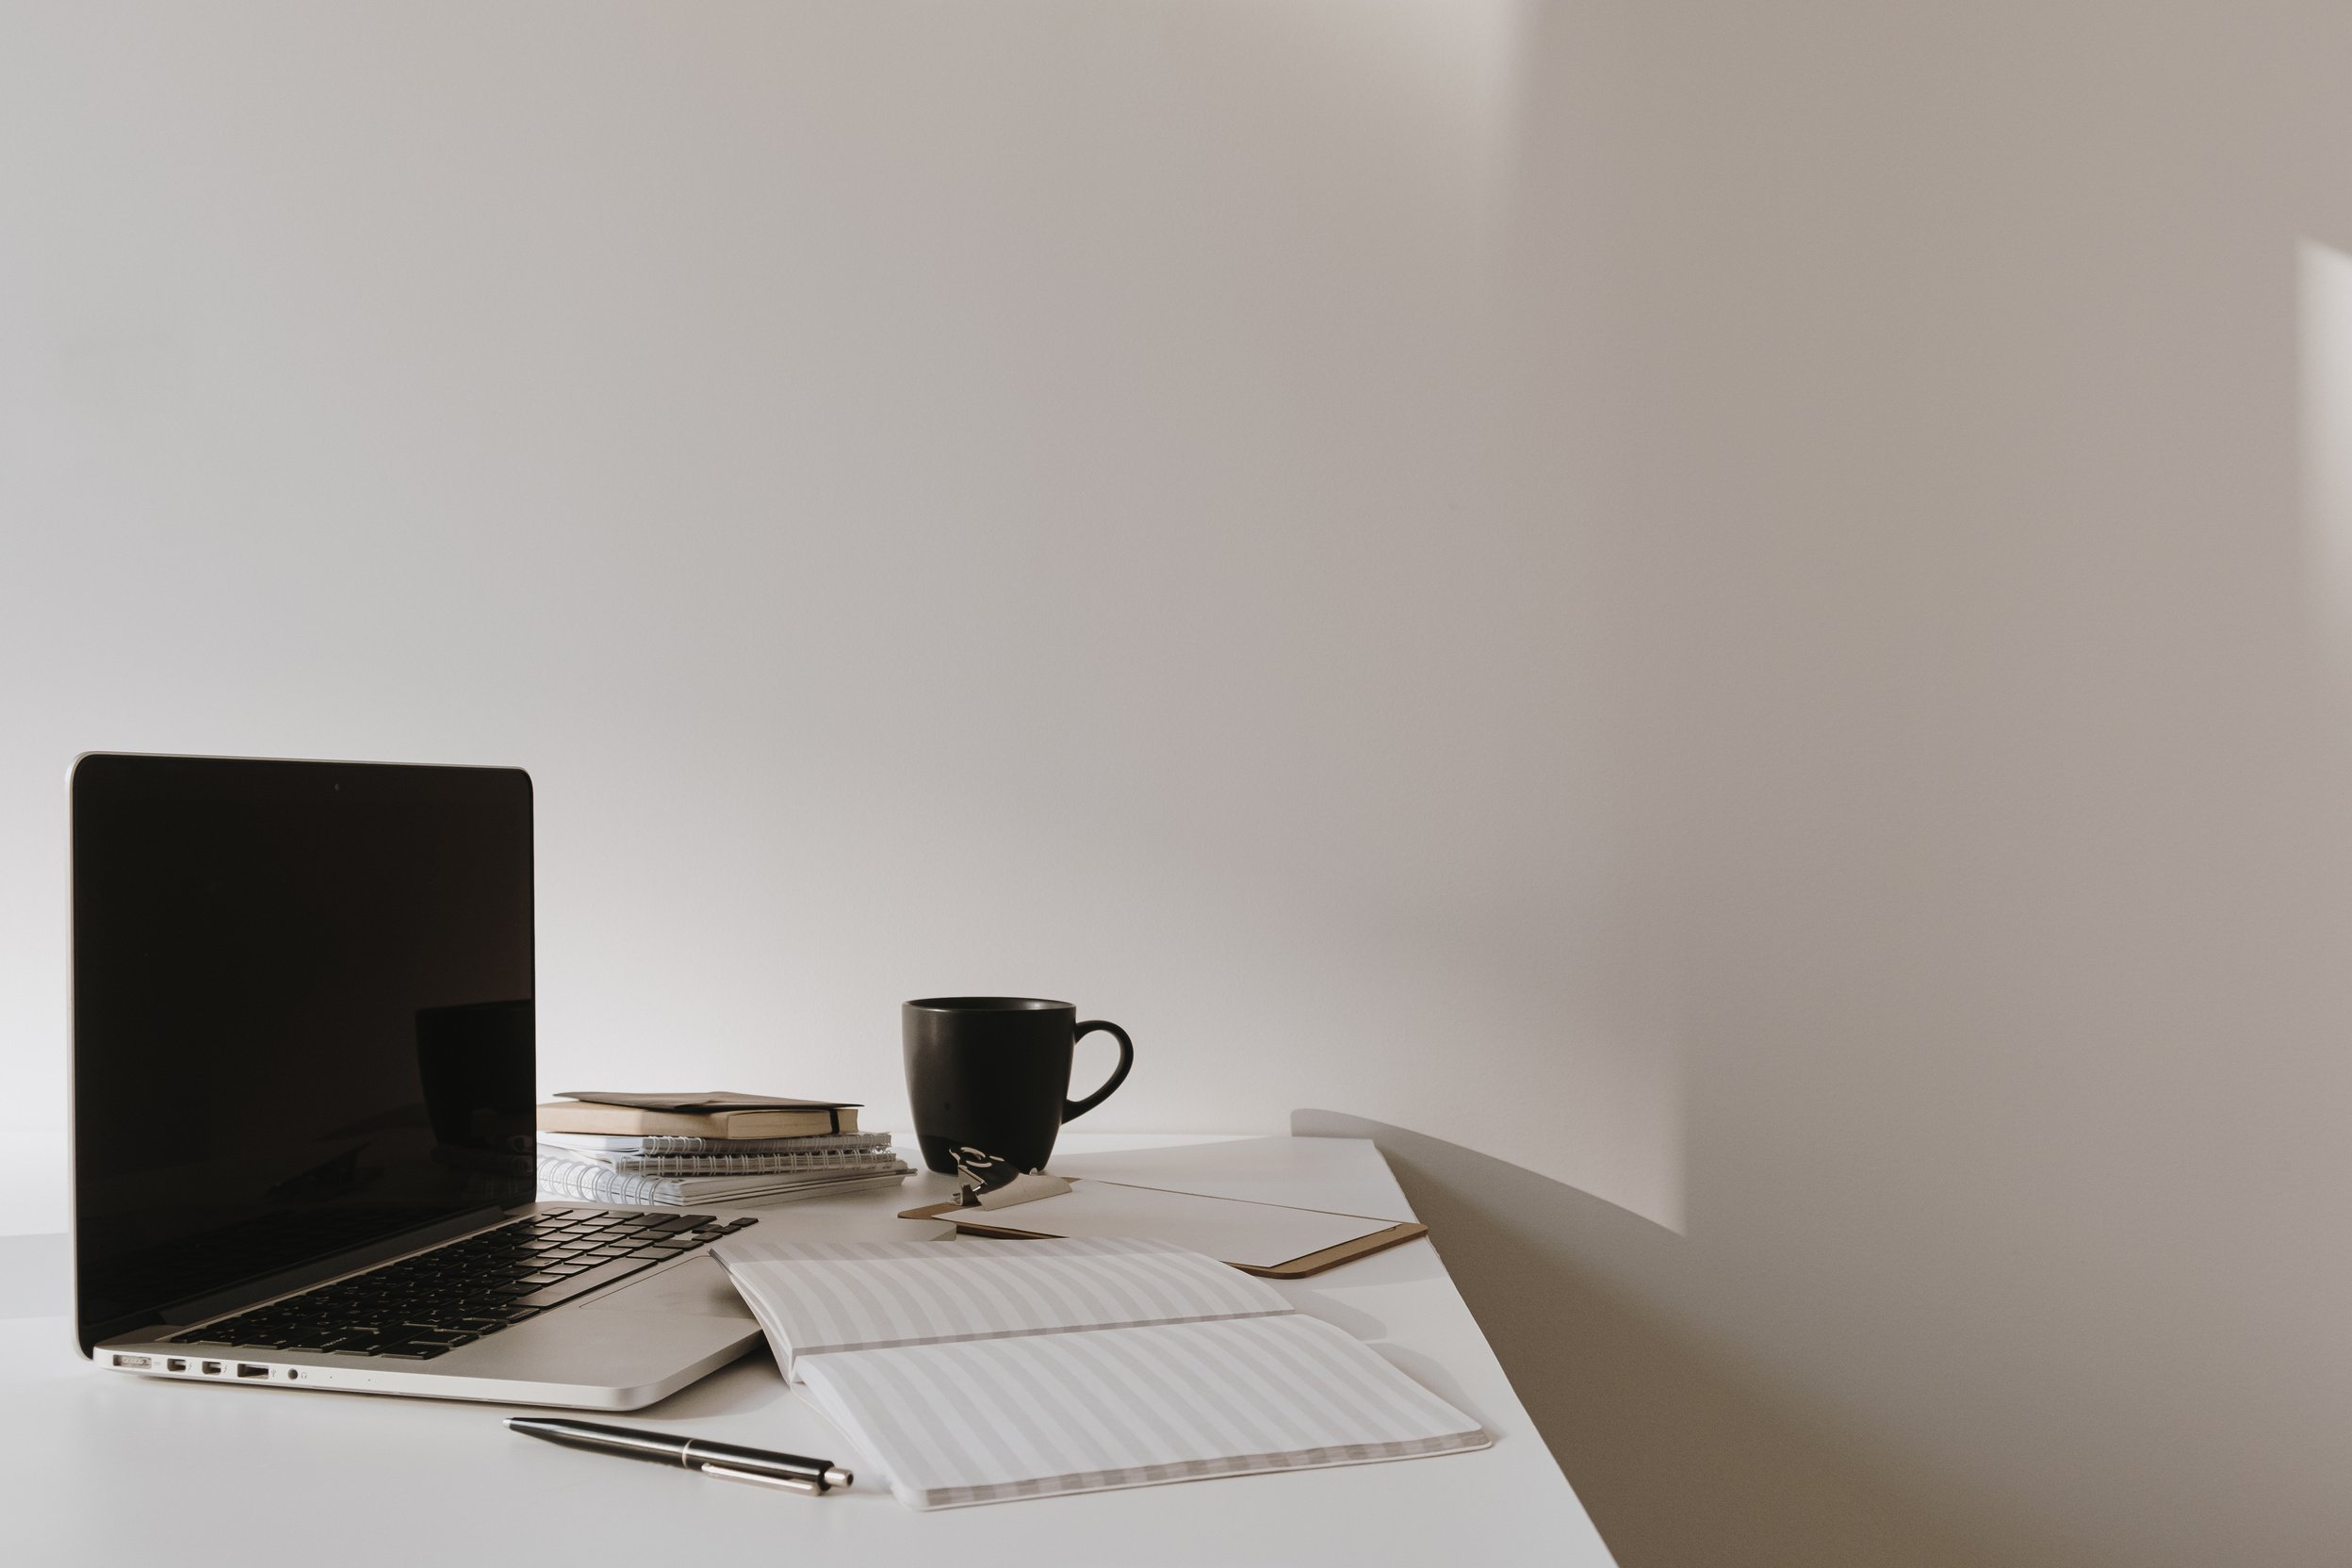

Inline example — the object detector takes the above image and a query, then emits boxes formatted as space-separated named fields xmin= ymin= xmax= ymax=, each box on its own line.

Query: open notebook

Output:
xmin=710 ymin=1235 xmax=1491 ymax=1510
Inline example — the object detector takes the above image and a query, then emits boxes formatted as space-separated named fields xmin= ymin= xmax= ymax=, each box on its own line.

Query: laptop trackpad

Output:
xmin=580 ymin=1256 xmax=754 ymax=1319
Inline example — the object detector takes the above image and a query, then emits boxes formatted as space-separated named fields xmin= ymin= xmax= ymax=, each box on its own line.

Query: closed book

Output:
xmin=537 ymin=1130 xmax=896 ymax=1157
xmin=536 ymin=1101 xmax=859 ymax=1139
xmin=554 ymin=1091 xmax=857 ymax=1114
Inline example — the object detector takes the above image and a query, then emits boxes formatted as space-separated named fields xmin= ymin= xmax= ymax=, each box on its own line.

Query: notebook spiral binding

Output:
xmin=555 ymin=1149 xmax=906 ymax=1177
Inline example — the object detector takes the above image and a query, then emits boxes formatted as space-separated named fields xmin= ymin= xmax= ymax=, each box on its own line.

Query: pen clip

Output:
xmin=697 ymin=1462 xmax=823 ymax=1495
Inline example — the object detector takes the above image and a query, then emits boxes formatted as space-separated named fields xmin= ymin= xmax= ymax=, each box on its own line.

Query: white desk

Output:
xmin=0 ymin=1134 xmax=1615 ymax=1565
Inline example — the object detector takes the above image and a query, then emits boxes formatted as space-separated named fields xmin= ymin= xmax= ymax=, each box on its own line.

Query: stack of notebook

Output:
xmin=535 ymin=1091 xmax=910 ymax=1208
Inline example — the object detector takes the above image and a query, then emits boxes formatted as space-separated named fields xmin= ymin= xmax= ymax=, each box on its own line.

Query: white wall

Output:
xmin=11 ymin=4 xmax=2352 ymax=1565
xmin=1464 ymin=4 xmax=2352 ymax=1564
xmin=0 ymin=1 xmax=1674 ymax=1227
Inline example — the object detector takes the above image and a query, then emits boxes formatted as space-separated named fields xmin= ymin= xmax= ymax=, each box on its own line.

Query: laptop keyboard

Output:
xmin=168 ymin=1208 xmax=757 ymax=1360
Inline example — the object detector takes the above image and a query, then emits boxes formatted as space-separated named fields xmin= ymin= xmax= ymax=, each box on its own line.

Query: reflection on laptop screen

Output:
xmin=72 ymin=755 xmax=536 ymax=1352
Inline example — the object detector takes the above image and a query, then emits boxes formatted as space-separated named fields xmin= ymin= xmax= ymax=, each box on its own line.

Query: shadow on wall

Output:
xmin=1293 ymin=1110 xmax=2008 ymax=1568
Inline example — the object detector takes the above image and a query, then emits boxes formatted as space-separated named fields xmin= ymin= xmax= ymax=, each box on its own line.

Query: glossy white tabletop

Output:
xmin=0 ymin=1134 xmax=1613 ymax=1566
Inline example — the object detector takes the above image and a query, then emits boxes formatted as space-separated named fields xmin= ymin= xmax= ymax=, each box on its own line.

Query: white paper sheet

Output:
xmin=973 ymin=1179 xmax=1397 ymax=1267
xmin=713 ymin=1235 xmax=1290 ymax=1369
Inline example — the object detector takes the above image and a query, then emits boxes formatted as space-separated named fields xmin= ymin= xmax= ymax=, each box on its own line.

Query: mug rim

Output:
xmin=905 ymin=996 xmax=1073 ymax=1013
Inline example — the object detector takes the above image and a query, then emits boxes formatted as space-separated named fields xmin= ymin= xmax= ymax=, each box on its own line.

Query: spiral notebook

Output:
xmin=535 ymin=1150 xmax=910 ymax=1206
xmin=537 ymin=1140 xmax=902 ymax=1177
xmin=711 ymin=1235 xmax=1490 ymax=1510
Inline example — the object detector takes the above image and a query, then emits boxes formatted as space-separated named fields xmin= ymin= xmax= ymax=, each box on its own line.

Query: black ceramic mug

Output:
xmin=903 ymin=997 xmax=1135 ymax=1176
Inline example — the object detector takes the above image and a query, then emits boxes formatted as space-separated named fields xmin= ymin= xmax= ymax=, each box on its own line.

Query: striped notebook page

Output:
xmin=710 ymin=1236 xmax=1290 ymax=1370
xmin=796 ymin=1314 xmax=1490 ymax=1509
xmin=710 ymin=1236 xmax=1489 ymax=1509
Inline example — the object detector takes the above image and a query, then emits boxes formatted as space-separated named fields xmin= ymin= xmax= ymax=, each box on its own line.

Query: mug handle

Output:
xmin=1063 ymin=1020 xmax=1135 ymax=1122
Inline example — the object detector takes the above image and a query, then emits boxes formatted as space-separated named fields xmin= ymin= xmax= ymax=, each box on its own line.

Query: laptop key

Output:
xmin=508 ymin=1256 xmax=662 ymax=1309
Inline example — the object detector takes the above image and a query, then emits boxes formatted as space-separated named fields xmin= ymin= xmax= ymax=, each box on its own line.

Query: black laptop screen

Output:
xmin=72 ymin=755 xmax=536 ymax=1351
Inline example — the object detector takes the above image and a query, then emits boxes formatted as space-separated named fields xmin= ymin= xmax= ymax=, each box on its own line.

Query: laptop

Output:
xmin=73 ymin=752 xmax=766 ymax=1408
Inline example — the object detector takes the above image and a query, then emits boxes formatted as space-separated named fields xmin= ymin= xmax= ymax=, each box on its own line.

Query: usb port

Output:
xmin=166 ymin=1359 xmax=188 ymax=1372
xmin=111 ymin=1353 xmax=152 ymax=1369
xmin=236 ymin=1363 xmax=270 ymax=1380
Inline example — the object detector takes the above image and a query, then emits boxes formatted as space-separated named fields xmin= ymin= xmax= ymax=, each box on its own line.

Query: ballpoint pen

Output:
xmin=507 ymin=1415 xmax=854 ymax=1496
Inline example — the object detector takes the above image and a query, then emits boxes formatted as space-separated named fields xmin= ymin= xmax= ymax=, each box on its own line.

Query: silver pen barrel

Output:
xmin=685 ymin=1437 xmax=853 ymax=1491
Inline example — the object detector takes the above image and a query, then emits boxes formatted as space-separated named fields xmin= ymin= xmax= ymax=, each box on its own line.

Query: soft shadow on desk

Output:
xmin=0 ymin=1235 xmax=66 ymax=1319
xmin=1293 ymin=1111 xmax=1999 ymax=1568
xmin=635 ymin=1344 xmax=794 ymax=1419
xmin=1281 ymin=1286 xmax=1385 ymax=1341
